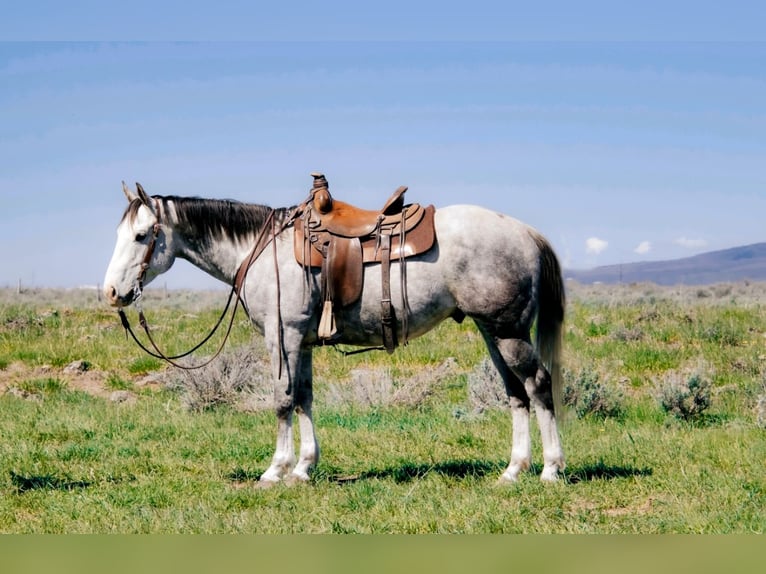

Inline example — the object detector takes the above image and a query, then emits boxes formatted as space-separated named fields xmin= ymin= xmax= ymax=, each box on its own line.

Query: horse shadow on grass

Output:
xmin=9 ymin=471 xmax=129 ymax=494
xmin=229 ymin=459 xmax=652 ymax=485
xmin=9 ymin=471 xmax=92 ymax=494
xmin=10 ymin=461 xmax=651 ymax=492
xmin=320 ymin=459 xmax=653 ymax=485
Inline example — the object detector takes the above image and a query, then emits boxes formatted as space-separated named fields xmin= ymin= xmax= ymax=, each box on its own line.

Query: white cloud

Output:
xmin=634 ymin=240 xmax=651 ymax=255
xmin=675 ymin=237 xmax=708 ymax=249
xmin=585 ymin=237 xmax=608 ymax=255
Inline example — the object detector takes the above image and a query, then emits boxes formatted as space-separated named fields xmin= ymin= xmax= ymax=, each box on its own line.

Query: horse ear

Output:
xmin=122 ymin=181 xmax=138 ymax=202
xmin=135 ymin=182 xmax=153 ymax=207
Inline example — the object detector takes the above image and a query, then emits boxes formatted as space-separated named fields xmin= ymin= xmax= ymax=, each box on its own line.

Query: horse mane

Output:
xmin=120 ymin=198 xmax=145 ymax=226
xmin=121 ymin=195 xmax=293 ymax=246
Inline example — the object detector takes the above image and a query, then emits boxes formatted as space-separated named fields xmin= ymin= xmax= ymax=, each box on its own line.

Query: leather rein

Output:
xmin=118 ymin=202 xmax=294 ymax=371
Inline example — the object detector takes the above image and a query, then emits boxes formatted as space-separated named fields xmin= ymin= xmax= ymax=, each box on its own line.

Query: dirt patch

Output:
xmin=0 ymin=361 xmax=152 ymax=400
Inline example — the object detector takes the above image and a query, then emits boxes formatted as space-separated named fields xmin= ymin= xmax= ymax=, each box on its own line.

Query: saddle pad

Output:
xmin=360 ymin=205 xmax=435 ymax=263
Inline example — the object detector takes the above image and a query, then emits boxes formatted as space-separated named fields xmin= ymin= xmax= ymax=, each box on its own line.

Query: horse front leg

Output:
xmin=260 ymin=335 xmax=319 ymax=485
xmin=259 ymin=396 xmax=296 ymax=485
xmin=288 ymin=347 xmax=319 ymax=484
xmin=259 ymin=333 xmax=301 ymax=485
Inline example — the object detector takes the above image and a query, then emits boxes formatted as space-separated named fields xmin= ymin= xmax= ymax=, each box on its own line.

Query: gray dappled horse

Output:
xmin=104 ymin=182 xmax=566 ymax=485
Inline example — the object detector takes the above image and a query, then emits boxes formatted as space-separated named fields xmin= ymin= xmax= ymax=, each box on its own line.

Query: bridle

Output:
xmin=118 ymin=198 xmax=295 ymax=372
xmin=136 ymin=220 xmax=162 ymax=296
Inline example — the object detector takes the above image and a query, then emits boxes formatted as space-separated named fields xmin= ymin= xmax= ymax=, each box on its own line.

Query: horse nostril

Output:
xmin=104 ymin=285 xmax=118 ymax=304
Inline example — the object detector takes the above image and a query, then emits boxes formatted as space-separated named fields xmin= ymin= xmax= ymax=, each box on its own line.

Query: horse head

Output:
xmin=103 ymin=182 xmax=176 ymax=307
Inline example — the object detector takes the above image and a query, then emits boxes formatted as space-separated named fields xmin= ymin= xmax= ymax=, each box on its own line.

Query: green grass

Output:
xmin=0 ymin=284 xmax=764 ymax=533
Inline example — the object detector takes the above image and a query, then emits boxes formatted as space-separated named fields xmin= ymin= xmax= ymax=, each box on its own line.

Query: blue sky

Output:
xmin=1 ymin=5 xmax=765 ymax=288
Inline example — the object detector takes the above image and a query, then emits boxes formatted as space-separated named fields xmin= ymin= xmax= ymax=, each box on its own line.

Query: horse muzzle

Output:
xmin=103 ymin=284 xmax=138 ymax=308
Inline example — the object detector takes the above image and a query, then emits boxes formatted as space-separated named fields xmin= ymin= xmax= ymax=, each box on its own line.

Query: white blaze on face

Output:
xmin=103 ymin=202 xmax=164 ymax=307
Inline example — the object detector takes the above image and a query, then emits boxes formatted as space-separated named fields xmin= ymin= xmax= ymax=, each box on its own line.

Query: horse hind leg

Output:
xmin=480 ymin=328 xmax=565 ymax=482
xmin=477 ymin=327 xmax=532 ymax=482
xmin=503 ymin=337 xmax=565 ymax=481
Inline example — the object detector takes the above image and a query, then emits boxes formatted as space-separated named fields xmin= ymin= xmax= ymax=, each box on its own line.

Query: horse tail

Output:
xmin=531 ymin=231 xmax=566 ymax=418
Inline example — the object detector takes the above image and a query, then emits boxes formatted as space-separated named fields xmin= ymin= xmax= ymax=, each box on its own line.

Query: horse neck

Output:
xmin=162 ymin=197 xmax=278 ymax=285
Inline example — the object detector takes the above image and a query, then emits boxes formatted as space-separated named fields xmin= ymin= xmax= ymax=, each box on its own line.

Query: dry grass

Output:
xmin=566 ymin=279 xmax=766 ymax=307
xmin=161 ymin=344 xmax=272 ymax=412
xmin=466 ymin=358 xmax=509 ymax=414
xmin=324 ymin=357 xmax=459 ymax=409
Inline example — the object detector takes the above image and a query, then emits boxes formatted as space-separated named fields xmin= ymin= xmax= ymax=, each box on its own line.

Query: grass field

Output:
xmin=0 ymin=282 xmax=764 ymax=533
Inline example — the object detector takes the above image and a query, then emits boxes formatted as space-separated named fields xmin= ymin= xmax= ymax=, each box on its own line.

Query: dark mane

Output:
xmin=121 ymin=195 xmax=294 ymax=246
xmin=165 ymin=195 xmax=278 ymax=245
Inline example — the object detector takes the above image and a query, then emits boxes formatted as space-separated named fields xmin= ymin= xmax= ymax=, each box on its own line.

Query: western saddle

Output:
xmin=294 ymin=173 xmax=436 ymax=352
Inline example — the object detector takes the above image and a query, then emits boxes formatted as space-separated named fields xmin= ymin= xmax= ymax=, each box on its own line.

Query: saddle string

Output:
xmin=399 ymin=207 xmax=411 ymax=346
xmin=271 ymin=212 xmax=287 ymax=386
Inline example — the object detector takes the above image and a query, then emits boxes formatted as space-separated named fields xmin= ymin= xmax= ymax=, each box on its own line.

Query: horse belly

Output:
xmin=332 ymin=257 xmax=456 ymax=346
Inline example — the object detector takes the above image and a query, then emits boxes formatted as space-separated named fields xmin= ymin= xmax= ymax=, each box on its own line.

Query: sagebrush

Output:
xmin=655 ymin=358 xmax=714 ymax=421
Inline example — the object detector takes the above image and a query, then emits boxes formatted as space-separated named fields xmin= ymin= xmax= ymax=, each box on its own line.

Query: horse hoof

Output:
xmin=254 ymin=478 xmax=280 ymax=490
xmin=540 ymin=467 xmax=563 ymax=482
xmin=496 ymin=473 xmax=520 ymax=485
xmin=284 ymin=473 xmax=310 ymax=487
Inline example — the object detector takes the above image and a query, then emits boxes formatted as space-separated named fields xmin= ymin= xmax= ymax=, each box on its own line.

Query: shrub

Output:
xmin=609 ymin=324 xmax=644 ymax=342
xmin=326 ymin=358 xmax=457 ymax=409
xmin=756 ymin=394 xmax=766 ymax=429
xmin=466 ymin=358 xmax=508 ymax=413
xmin=163 ymin=345 xmax=272 ymax=412
xmin=562 ymin=367 xmax=624 ymax=419
xmin=325 ymin=367 xmax=394 ymax=408
xmin=655 ymin=358 xmax=713 ymax=421
xmin=756 ymin=374 xmax=766 ymax=429
xmin=466 ymin=360 xmax=625 ymax=419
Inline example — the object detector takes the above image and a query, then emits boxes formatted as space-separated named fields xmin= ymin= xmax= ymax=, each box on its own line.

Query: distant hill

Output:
xmin=565 ymin=242 xmax=766 ymax=285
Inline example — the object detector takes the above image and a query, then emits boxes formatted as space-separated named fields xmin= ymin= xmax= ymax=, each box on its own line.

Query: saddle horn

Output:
xmin=310 ymin=172 xmax=333 ymax=214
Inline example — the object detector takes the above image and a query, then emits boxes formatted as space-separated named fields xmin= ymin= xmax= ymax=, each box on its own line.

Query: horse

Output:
xmin=103 ymin=181 xmax=567 ymax=485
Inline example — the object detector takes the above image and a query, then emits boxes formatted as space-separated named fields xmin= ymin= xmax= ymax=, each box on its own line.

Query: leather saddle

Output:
xmin=293 ymin=173 xmax=436 ymax=351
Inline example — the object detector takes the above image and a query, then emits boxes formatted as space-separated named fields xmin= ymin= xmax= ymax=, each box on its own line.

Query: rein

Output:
xmin=118 ymin=206 xmax=291 ymax=371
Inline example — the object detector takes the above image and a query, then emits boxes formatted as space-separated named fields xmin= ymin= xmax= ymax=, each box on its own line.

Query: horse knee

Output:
xmin=274 ymin=394 xmax=293 ymax=418
xmin=523 ymin=369 xmax=554 ymax=409
xmin=293 ymin=383 xmax=314 ymax=410
xmin=508 ymin=394 xmax=529 ymax=411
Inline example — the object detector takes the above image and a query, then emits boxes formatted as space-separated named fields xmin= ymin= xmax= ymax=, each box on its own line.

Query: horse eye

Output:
xmin=135 ymin=232 xmax=147 ymax=242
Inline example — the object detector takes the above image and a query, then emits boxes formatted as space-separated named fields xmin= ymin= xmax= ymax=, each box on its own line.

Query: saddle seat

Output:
xmin=311 ymin=179 xmax=409 ymax=238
